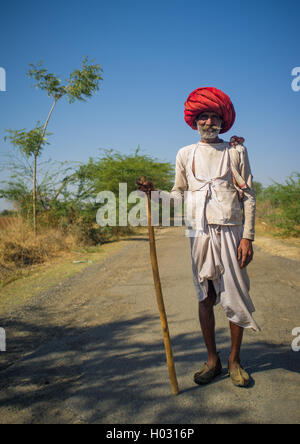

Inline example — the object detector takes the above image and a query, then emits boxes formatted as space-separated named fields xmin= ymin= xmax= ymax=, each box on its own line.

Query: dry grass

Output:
xmin=0 ymin=215 xmax=77 ymax=286
xmin=0 ymin=216 xmax=17 ymax=229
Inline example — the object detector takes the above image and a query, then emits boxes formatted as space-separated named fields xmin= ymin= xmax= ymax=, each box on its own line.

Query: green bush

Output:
xmin=262 ymin=172 xmax=300 ymax=237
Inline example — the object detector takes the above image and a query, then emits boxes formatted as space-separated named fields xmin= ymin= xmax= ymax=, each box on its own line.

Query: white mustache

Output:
xmin=201 ymin=126 xmax=222 ymax=131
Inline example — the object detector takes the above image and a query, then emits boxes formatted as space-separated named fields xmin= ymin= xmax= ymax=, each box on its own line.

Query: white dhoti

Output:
xmin=188 ymin=224 xmax=260 ymax=332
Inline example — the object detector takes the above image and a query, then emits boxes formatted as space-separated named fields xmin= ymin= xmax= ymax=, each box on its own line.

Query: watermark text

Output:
xmin=291 ymin=327 xmax=300 ymax=352
xmin=0 ymin=328 xmax=6 ymax=352
xmin=291 ymin=67 xmax=300 ymax=92
xmin=0 ymin=67 xmax=6 ymax=92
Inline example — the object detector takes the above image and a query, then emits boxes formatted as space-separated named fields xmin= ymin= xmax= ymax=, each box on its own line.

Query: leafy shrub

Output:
xmin=3 ymin=241 xmax=45 ymax=266
xmin=262 ymin=173 xmax=300 ymax=237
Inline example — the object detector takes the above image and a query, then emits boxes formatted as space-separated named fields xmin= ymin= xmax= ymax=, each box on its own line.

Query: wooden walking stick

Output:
xmin=137 ymin=176 xmax=179 ymax=396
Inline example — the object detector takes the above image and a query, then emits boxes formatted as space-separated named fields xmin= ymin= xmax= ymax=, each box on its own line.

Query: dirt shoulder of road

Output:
xmin=254 ymin=237 xmax=300 ymax=261
xmin=254 ymin=222 xmax=300 ymax=261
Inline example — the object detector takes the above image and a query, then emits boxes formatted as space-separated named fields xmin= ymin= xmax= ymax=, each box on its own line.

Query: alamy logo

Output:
xmin=0 ymin=328 xmax=6 ymax=352
xmin=291 ymin=327 xmax=300 ymax=352
xmin=0 ymin=67 xmax=6 ymax=92
xmin=291 ymin=67 xmax=300 ymax=92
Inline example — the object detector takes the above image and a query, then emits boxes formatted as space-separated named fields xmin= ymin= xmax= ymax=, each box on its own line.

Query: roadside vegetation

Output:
xmin=253 ymin=173 xmax=300 ymax=238
xmin=0 ymin=147 xmax=174 ymax=286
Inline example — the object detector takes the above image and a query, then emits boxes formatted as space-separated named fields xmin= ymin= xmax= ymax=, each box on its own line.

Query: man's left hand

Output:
xmin=237 ymin=238 xmax=253 ymax=269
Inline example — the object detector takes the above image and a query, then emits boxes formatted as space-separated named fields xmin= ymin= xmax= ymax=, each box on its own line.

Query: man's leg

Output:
xmin=228 ymin=321 xmax=250 ymax=386
xmin=228 ymin=321 xmax=244 ymax=370
xmin=198 ymin=280 xmax=219 ymax=369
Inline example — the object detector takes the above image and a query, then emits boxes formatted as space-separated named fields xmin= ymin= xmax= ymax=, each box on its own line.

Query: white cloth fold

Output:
xmin=189 ymin=224 xmax=260 ymax=331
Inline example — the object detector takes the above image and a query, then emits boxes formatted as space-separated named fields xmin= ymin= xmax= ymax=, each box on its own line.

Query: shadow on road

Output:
xmin=0 ymin=312 xmax=299 ymax=424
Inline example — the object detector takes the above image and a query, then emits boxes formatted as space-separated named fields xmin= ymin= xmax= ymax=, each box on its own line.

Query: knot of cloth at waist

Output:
xmin=198 ymin=178 xmax=214 ymax=197
xmin=191 ymin=178 xmax=224 ymax=234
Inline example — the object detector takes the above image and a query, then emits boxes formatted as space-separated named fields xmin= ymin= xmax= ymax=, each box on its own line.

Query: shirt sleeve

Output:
xmin=158 ymin=149 xmax=188 ymax=201
xmin=239 ymin=146 xmax=256 ymax=241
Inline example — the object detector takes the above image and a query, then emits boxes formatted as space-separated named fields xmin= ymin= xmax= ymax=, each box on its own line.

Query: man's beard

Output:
xmin=198 ymin=124 xmax=222 ymax=140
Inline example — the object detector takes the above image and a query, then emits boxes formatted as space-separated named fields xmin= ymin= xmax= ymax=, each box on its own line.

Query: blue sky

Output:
xmin=0 ymin=0 xmax=299 ymax=210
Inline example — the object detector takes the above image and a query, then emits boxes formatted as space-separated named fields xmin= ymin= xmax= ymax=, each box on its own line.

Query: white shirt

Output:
xmin=162 ymin=141 xmax=256 ymax=240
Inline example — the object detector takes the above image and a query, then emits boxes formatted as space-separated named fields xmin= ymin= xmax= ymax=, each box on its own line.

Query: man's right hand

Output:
xmin=136 ymin=176 xmax=156 ymax=195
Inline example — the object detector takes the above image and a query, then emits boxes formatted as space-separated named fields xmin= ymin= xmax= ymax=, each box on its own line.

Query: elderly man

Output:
xmin=138 ymin=87 xmax=260 ymax=387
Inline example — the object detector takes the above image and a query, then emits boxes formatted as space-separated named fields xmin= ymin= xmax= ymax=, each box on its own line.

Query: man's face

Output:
xmin=196 ymin=111 xmax=223 ymax=140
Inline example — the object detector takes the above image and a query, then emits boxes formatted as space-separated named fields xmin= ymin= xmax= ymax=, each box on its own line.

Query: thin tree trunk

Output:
xmin=37 ymin=99 xmax=58 ymax=156
xmin=32 ymin=99 xmax=58 ymax=236
xmin=33 ymin=154 xmax=37 ymax=236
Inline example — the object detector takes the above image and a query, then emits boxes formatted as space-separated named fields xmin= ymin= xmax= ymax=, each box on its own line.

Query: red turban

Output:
xmin=184 ymin=87 xmax=236 ymax=133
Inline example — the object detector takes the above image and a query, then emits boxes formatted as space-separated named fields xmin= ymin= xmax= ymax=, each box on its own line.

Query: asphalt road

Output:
xmin=0 ymin=227 xmax=299 ymax=424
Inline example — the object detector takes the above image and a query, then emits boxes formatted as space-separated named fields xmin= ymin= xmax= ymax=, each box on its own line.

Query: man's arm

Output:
xmin=240 ymin=146 xmax=256 ymax=241
xmin=237 ymin=145 xmax=256 ymax=268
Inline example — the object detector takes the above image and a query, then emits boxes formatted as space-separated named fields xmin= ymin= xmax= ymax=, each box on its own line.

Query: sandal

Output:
xmin=194 ymin=356 xmax=222 ymax=385
xmin=228 ymin=362 xmax=250 ymax=387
